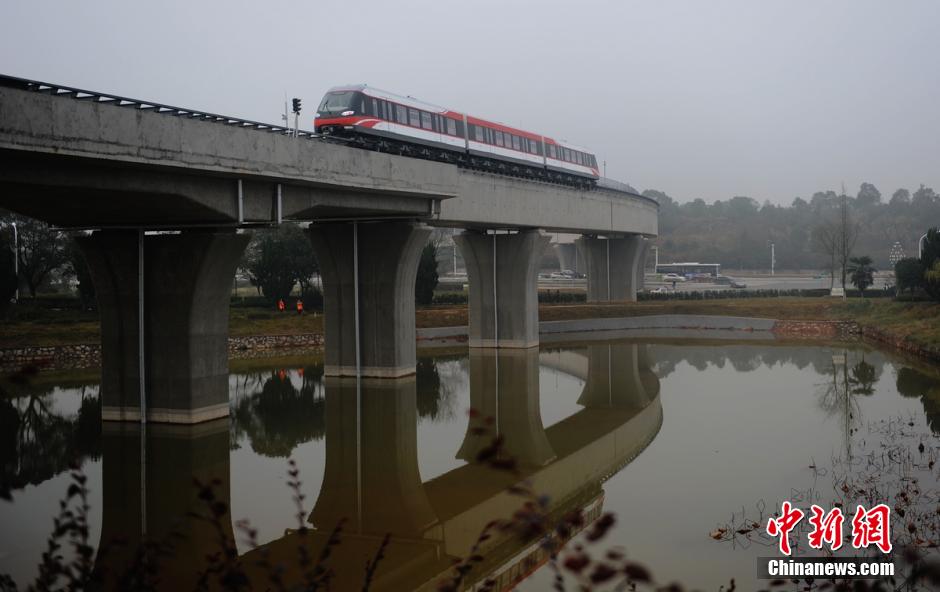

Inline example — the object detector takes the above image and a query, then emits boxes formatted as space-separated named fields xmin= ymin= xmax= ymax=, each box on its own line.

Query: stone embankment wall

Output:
xmin=0 ymin=333 xmax=325 ymax=373
xmin=3 ymin=317 xmax=938 ymax=373
xmin=860 ymin=326 xmax=940 ymax=364
xmin=770 ymin=320 xmax=860 ymax=339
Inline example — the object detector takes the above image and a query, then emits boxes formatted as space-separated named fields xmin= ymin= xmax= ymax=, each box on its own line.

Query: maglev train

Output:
xmin=314 ymin=85 xmax=600 ymax=186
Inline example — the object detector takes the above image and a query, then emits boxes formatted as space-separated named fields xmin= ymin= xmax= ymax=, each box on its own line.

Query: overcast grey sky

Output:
xmin=2 ymin=0 xmax=937 ymax=204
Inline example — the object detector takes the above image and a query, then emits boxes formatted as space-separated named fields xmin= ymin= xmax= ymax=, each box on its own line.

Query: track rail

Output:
xmin=0 ymin=73 xmax=321 ymax=138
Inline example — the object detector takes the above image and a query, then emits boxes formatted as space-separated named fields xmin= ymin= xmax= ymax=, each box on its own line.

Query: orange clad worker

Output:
xmin=277 ymin=298 xmax=286 ymax=312
xmin=296 ymin=299 xmax=304 ymax=315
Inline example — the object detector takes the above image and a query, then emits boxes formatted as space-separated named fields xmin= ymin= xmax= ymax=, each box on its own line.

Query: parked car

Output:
xmin=715 ymin=275 xmax=747 ymax=289
xmin=662 ymin=273 xmax=686 ymax=282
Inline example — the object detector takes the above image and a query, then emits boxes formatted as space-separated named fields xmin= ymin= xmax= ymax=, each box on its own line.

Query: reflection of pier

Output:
xmin=92 ymin=344 xmax=662 ymax=591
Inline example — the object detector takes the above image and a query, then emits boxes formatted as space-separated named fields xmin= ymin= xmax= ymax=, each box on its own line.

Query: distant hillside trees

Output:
xmin=646 ymin=182 xmax=940 ymax=271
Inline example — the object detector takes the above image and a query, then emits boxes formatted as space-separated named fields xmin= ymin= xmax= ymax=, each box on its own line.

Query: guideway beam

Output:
xmin=307 ymin=221 xmax=430 ymax=378
xmin=455 ymin=229 xmax=549 ymax=348
xmin=578 ymin=235 xmax=645 ymax=302
xmin=77 ymin=229 xmax=249 ymax=424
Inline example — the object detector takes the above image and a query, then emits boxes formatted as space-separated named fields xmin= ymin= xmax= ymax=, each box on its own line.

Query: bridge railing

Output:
xmin=0 ymin=73 xmax=321 ymax=139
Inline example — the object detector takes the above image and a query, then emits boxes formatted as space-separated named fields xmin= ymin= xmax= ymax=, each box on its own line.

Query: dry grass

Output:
xmin=2 ymin=297 xmax=939 ymax=351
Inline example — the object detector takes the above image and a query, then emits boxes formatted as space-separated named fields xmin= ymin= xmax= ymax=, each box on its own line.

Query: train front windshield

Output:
xmin=317 ymin=91 xmax=360 ymax=116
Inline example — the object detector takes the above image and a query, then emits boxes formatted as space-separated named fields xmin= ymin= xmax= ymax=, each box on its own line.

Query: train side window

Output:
xmin=528 ymin=139 xmax=536 ymax=153
xmin=512 ymin=135 xmax=521 ymax=151
xmin=396 ymin=104 xmax=407 ymax=124
xmin=472 ymin=125 xmax=483 ymax=142
xmin=456 ymin=120 xmax=465 ymax=138
xmin=446 ymin=118 xmax=457 ymax=136
xmin=371 ymin=99 xmax=378 ymax=117
xmin=409 ymin=108 xmax=420 ymax=127
xmin=421 ymin=111 xmax=432 ymax=130
xmin=495 ymin=131 xmax=504 ymax=147
xmin=564 ymin=148 xmax=571 ymax=162
xmin=548 ymin=144 xmax=555 ymax=159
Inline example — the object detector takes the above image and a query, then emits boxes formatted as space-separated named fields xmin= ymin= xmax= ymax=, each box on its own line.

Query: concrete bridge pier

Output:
xmin=310 ymin=376 xmax=438 ymax=536
xmin=553 ymin=242 xmax=585 ymax=274
xmin=635 ymin=238 xmax=649 ymax=293
xmin=578 ymin=343 xmax=656 ymax=409
xmin=77 ymin=230 xmax=249 ymax=424
xmin=454 ymin=229 xmax=550 ymax=348
xmin=577 ymin=235 xmax=645 ymax=302
xmin=457 ymin=348 xmax=556 ymax=467
xmin=307 ymin=221 xmax=430 ymax=378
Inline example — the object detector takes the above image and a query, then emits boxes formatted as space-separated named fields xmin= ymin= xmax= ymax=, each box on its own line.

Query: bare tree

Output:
xmin=813 ymin=221 xmax=838 ymax=290
xmin=836 ymin=189 xmax=860 ymax=290
xmin=813 ymin=189 xmax=859 ymax=292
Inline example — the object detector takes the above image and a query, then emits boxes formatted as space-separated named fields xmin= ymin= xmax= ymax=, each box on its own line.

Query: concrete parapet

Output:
xmin=77 ymin=229 xmax=248 ymax=423
xmin=578 ymin=235 xmax=644 ymax=302
xmin=307 ymin=221 xmax=430 ymax=377
xmin=455 ymin=229 xmax=549 ymax=348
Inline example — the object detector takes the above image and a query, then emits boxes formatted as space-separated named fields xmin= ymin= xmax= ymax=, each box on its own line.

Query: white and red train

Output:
xmin=314 ymin=85 xmax=600 ymax=186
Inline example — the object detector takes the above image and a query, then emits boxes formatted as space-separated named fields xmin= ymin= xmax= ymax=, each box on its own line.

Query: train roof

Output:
xmin=321 ymin=84 xmax=594 ymax=154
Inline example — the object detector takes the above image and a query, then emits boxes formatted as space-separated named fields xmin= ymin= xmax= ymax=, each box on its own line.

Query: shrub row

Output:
xmin=638 ymin=287 xmax=896 ymax=301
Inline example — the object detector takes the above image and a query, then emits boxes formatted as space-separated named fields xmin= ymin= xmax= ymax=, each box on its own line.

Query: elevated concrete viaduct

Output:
xmin=0 ymin=76 xmax=657 ymax=423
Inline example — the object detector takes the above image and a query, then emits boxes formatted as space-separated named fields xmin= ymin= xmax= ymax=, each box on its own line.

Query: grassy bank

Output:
xmin=3 ymin=297 xmax=939 ymax=352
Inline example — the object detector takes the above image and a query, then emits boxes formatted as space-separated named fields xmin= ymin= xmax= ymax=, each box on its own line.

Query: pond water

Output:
xmin=1 ymin=338 xmax=939 ymax=590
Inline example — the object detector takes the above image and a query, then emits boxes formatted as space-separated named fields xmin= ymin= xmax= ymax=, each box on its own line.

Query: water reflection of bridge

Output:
xmin=92 ymin=343 xmax=662 ymax=591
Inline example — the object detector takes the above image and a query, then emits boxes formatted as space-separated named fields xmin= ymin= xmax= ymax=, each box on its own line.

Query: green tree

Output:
xmin=0 ymin=229 xmax=16 ymax=310
xmin=889 ymin=188 xmax=911 ymax=206
xmin=243 ymin=226 xmax=318 ymax=304
xmin=912 ymin=184 xmax=939 ymax=207
xmin=856 ymin=182 xmax=881 ymax=207
xmin=64 ymin=238 xmax=96 ymax=310
xmin=415 ymin=241 xmax=439 ymax=306
xmin=921 ymin=228 xmax=940 ymax=301
xmin=1 ymin=213 xmax=68 ymax=297
xmin=894 ymin=258 xmax=923 ymax=296
xmin=847 ymin=256 xmax=876 ymax=295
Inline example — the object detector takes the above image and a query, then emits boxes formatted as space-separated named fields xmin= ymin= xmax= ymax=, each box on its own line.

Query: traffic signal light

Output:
xmin=291 ymin=98 xmax=301 ymax=114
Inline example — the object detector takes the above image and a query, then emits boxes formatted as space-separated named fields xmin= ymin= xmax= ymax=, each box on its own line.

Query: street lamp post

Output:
xmin=919 ymin=232 xmax=929 ymax=259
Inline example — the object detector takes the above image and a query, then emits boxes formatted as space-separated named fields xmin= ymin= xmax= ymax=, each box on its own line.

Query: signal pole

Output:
xmin=292 ymin=97 xmax=302 ymax=138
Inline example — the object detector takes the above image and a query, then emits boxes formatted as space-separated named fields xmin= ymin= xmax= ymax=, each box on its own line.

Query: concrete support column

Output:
xmin=457 ymin=348 xmax=555 ymax=467
xmin=455 ymin=229 xmax=549 ymax=348
xmin=635 ymin=239 xmax=649 ymax=293
xmin=577 ymin=235 xmax=645 ymax=302
xmin=311 ymin=377 xmax=438 ymax=536
xmin=554 ymin=243 xmax=578 ymax=273
xmin=77 ymin=230 xmax=249 ymax=424
xmin=307 ymin=221 xmax=430 ymax=378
